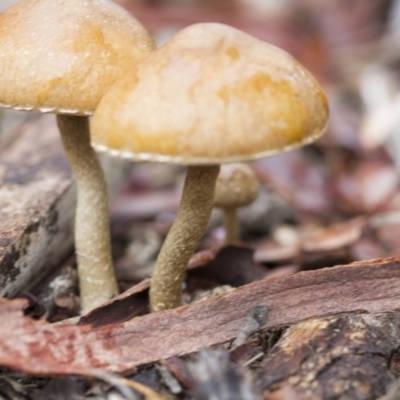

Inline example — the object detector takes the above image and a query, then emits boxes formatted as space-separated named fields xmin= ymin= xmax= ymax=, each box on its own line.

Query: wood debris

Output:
xmin=0 ymin=258 xmax=398 ymax=375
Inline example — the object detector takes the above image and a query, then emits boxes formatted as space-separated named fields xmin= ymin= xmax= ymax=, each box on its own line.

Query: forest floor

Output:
xmin=1 ymin=0 xmax=400 ymax=399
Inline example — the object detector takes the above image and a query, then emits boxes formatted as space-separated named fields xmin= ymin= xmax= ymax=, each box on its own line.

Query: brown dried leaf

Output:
xmin=187 ymin=245 xmax=256 ymax=289
xmin=254 ymin=217 xmax=366 ymax=265
xmin=301 ymin=217 xmax=367 ymax=253
xmin=229 ymin=337 xmax=262 ymax=366
xmin=159 ymin=357 xmax=194 ymax=390
xmin=254 ymin=241 xmax=300 ymax=264
xmin=187 ymin=247 xmax=221 ymax=269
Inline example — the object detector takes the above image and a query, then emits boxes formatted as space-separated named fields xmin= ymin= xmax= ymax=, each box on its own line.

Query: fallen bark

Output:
xmin=80 ymin=245 xmax=255 ymax=328
xmin=0 ymin=257 xmax=400 ymax=375
xmin=260 ymin=313 xmax=400 ymax=399
xmin=0 ymin=115 xmax=75 ymax=297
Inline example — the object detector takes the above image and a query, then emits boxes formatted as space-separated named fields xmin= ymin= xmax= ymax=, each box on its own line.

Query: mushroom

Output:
xmin=91 ymin=23 xmax=329 ymax=312
xmin=214 ymin=163 xmax=259 ymax=245
xmin=0 ymin=0 xmax=155 ymax=313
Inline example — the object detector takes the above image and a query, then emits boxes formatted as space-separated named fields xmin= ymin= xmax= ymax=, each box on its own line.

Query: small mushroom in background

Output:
xmin=214 ymin=163 xmax=259 ymax=245
xmin=0 ymin=0 xmax=155 ymax=313
xmin=91 ymin=23 xmax=329 ymax=312
xmin=214 ymin=163 xmax=260 ymax=245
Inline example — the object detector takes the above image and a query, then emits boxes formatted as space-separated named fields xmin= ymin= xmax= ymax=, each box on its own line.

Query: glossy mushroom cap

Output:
xmin=0 ymin=0 xmax=155 ymax=115
xmin=214 ymin=163 xmax=259 ymax=209
xmin=92 ymin=23 xmax=329 ymax=164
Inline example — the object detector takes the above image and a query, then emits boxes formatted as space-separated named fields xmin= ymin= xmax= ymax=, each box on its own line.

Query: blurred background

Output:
xmin=3 ymin=0 xmax=400 ymax=282
xmin=111 ymin=0 xmax=400 ymax=276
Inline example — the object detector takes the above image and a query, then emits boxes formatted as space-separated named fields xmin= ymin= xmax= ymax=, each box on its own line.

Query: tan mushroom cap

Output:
xmin=214 ymin=163 xmax=259 ymax=209
xmin=92 ymin=23 xmax=329 ymax=164
xmin=0 ymin=0 xmax=155 ymax=115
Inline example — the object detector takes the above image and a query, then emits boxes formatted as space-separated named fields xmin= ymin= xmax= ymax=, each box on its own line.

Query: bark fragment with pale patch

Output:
xmin=0 ymin=115 xmax=74 ymax=297
xmin=0 ymin=257 xmax=399 ymax=375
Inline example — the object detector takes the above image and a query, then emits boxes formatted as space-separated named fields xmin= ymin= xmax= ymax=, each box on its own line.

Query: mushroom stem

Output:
xmin=223 ymin=207 xmax=239 ymax=245
xmin=150 ymin=164 xmax=220 ymax=312
xmin=57 ymin=115 xmax=118 ymax=314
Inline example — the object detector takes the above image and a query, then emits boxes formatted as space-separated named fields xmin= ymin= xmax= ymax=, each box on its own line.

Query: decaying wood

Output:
xmin=0 ymin=115 xmax=75 ymax=297
xmin=0 ymin=114 xmax=130 ymax=298
xmin=260 ymin=313 xmax=400 ymax=399
xmin=0 ymin=257 xmax=400 ymax=375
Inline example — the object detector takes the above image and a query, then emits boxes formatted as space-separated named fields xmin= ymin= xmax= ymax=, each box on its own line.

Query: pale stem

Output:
xmin=57 ymin=115 xmax=118 ymax=314
xmin=150 ymin=165 xmax=220 ymax=312
xmin=223 ymin=207 xmax=239 ymax=245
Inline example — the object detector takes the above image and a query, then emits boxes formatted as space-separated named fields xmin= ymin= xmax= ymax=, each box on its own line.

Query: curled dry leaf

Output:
xmin=254 ymin=217 xmax=366 ymax=265
xmin=254 ymin=241 xmax=300 ymax=264
xmin=0 ymin=257 xmax=400 ymax=375
xmin=187 ymin=247 xmax=221 ymax=269
xmin=300 ymin=216 xmax=367 ymax=253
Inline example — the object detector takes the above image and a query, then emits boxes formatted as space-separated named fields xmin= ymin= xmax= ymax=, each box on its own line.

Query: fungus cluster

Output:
xmin=0 ymin=0 xmax=155 ymax=313
xmin=0 ymin=0 xmax=328 ymax=315
xmin=92 ymin=23 xmax=329 ymax=312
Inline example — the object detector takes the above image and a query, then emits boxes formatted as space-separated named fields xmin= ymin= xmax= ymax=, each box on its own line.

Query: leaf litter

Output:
xmin=2 ymin=0 xmax=400 ymax=398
